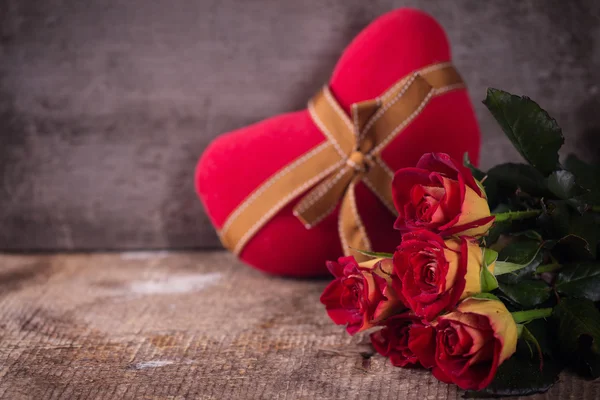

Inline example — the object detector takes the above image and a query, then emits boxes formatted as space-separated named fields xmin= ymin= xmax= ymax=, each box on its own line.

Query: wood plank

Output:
xmin=0 ymin=251 xmax=597 ymax=399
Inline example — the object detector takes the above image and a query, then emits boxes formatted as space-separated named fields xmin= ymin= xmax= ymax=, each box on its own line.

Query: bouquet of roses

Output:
xmin=320 ymin=89 xmax=600 ymax=396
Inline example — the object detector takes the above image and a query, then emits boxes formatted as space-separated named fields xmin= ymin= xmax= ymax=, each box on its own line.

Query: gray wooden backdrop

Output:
xmin=1 ymin=0 xmax=599 ymax=251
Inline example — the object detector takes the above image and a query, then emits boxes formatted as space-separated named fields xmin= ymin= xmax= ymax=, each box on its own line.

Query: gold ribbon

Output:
xmin=218 ymin=62 xmax=465 ymax=261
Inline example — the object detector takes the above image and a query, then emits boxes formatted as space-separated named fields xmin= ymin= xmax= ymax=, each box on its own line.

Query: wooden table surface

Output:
xmin=0 ymin=251 xmax=598 ymax=400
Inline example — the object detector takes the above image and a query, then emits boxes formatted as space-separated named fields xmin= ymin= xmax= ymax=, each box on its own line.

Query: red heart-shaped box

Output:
xmin=196 ymin=8 xmax=481 ymax=277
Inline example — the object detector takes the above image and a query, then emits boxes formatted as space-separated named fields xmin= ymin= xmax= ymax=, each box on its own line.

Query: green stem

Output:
xmin=535 ymin=263 xmax=562 ymax=274
xmin=492 ymin=209 xmax=543 ymax=223
xmin=511 ymin=308 xmax=553 ymax=324
xmin=591 ymin=205 xmax=600 ymax=212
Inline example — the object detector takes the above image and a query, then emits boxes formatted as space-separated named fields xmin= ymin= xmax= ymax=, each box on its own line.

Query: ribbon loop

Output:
xmin=293 ymin=164 xmax=358 ymax=228
xmin=352 ymin=100 xmax=380 ymax=136
xmin=339 ymin=178 xmax=372 ymax=258
xmin=217 ymin=62 xmax=465 ymax=259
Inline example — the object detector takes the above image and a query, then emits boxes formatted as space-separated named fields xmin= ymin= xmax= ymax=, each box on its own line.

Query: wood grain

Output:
xmin=0 ymin=251 xmax=598 ymax=399
xmin=1 ymin=0 xmax=600 ymax=250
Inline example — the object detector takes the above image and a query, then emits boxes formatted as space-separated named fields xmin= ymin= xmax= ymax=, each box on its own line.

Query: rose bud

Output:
xmin=393 ymin=230 xmax=493 ymax=321
xmin=392 ymin=152 xmax=494 ymax=238
xmin=320 ymin=256 xmax=404 ymax=335
xmin=433 ymin=298 xmax=518 ymax=390
xmin=370 ymin=312 xmax=422 ymax=367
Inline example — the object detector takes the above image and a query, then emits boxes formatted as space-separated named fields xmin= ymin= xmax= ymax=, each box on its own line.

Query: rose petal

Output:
xmin=392 ymin=168 xmax=433 ymax=214
xmin=417 ymin=152 xmax=482 ymax=196
xmin=408 ymin=324 xmax=436 ymax=369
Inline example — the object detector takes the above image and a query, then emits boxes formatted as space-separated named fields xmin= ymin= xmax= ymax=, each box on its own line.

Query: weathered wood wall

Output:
xmin=1 ymin=0 xmax=600 ymax=250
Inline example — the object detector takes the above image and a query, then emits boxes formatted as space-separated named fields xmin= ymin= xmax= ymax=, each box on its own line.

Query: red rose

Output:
xmin=370 ymin=312 xmax=422 ymax=367
xmin=392 ymin=153 xmax=494 ymax=237
xmin=393 ymin=230 xmax=492 ymax=321
xmin=410 ymin=298 xmax=518 ymax=391
xmin=320 ymin=256 xmax=403 ymax=335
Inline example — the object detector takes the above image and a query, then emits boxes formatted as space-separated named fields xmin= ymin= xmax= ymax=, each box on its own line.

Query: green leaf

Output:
xmin=494 ymin=242 xmax=541 ymax=276
xmin=553 ymin=298 xmax=600 ymax=377
xmin=463 ymin=152 xmax=486 ymax=181
xmin=483 ymin=248 xmax=498 ymax=267
xmin=480 ymin=248 xmax=499 ymax=292
xmin=537 ymin=200 xmax=572 ymax=239
xmin=497 ymin=240 xmax=541 ymax=265
xmin=583 ymin=355 xmax=600 ymax=378
xmin=486 ymin=163 xmax=550 ymax=197
xmin=497 ymin=242 xmax=543 ymax=285
xmin=483 ymin=88 xmax=564 ymax=175
xmin=553 ymin=298 xmax=600 ymax=378
xmin=568 ymin=214 xmax=600 ymax=258
xmin=555 ymin=263 xmax=600 ymax=301
xmin=564 ymin=154 xmax=600 ymax=203
xmin=485 ymin=220 xmax=511 ymax=247
xmin=499 ymin=280 xmax=551 ymax=308
xmin=469 ymin=292 xmax=501 ymax=301
xmin=554 ymin=298 xmax=600 ymax=353
xmin=538 ymin=201 xmax=600 ymax=258
xmin=521 ymin=326 xmax=544 ymax=366
xmin=525 ymin=319 xmax=557 ymax=357
xmin=350 ymin=249 xmax=394 ymax=259
xmin=495 ymin=261 xmax=532 ymax=276
xmin=464 ymin=346 xmax=561 ymax=397
xmin=549 ymin=234 xmax=596 ymax=263
xmin=512 ymin=230 xmax=544 ymax=241
xmin=464 ymin=154 xmax=499 ymax=207
xmin=546 ymin=170 xmax=586 ymax=200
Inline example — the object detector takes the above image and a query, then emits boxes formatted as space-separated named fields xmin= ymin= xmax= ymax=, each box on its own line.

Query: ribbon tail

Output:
xmin=338 ymin=178 xmax=373 ymax=262
xmin=293 ymin=165 xmax=355 ymax=228
xmin=363 ymin=157 xmax=397 ymax=216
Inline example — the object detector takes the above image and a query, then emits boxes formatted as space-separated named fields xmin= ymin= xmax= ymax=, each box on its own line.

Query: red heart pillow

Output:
xmin=196 ymin=8 xmax=481 ymax=277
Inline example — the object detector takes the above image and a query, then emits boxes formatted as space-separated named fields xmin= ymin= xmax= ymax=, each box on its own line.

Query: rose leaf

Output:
xmin=525 ymin=319 xmax=558 ymax=357
xmin=463 ymin=152 xmax=486 ymax=181
xmin=469 ymin=292 xmax=501 ymax=301
xmin=547 ymin=234 xmax=596 ymax=263
xmin=494 ymin=241 xmax=541 ymax=277
xmin=464 ymin=344 xmax=562 ymax=397
xmin=555 ymin=263 xmax=600 ymax=302
xmin=497 ymin=240 xmax=541 ymax=266
xmin=483 ymin=88 xmax=564 ymax=176
xmin=567 ymin=214 xmax=600 ymax=259
xmin=486 ymin=163 xmax=550 ymax=198
xmin=546 ymin=170 xmax=586 ymax=200
xmin=498 ymin=280 xmax=551 ymax=308
xmin=496 ymin=240 xmax=543 ymax=285
xmin=553 ymin=298 xmax=600 ymax=378
xmin=564 ymin=154 xmax=600 ymax=204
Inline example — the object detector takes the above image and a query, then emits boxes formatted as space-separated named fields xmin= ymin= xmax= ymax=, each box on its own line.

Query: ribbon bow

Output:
xmin=218 ymin=62 xmax=464 ymax=261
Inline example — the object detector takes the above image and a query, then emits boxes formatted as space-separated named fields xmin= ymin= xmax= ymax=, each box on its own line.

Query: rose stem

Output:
xmin=492 ymin=209 xmax=542 ymax=223
xmin=535 ymin=263 xmax=562 ymax=273
xmin=511 ymin=308 xmax=553 ymax=324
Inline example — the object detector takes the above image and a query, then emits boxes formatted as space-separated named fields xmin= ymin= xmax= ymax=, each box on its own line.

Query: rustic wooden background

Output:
xmin=0 ymin=251 xmax=598 ymax=399
xmin=2 ymin=0 xmax=600 ymax=251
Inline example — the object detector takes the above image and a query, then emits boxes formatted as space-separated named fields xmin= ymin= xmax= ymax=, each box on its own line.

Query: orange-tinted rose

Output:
xmin=370 ymin=312 xmax=423 ymax=367
xmin=320 ymin=256 xmax=404 ymax=335
xmin=393 ymin=230 xmax=492 ymax=321
xmin=392 ymin=153 xmax=494 ymax=238
xmin=431 ymin=298 xmax=517 ymax=390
